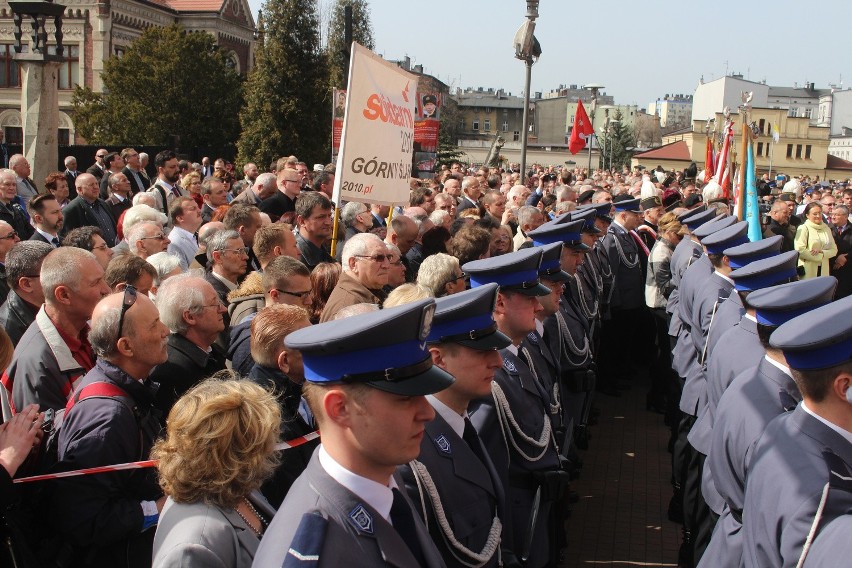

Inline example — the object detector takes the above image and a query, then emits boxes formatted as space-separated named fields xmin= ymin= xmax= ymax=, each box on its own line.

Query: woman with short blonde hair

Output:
xmin=152 ymin=376 xmax=281 ymax=568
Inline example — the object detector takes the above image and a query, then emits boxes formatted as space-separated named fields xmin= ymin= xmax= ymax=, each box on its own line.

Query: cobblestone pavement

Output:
xmin=560 ymin=383 xmax=680 ymax=567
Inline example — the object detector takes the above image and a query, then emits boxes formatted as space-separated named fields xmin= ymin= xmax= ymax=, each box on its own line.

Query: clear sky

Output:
xmin=247 ymin=0 xmax=852 ymax=109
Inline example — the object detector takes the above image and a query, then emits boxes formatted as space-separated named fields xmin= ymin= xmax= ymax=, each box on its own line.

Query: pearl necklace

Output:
xmin=235 ymin=496 xmax=267 ymax=538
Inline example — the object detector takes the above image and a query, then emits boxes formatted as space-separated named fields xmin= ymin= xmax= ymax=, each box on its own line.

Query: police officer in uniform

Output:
xmin=464 ymin=248 xmax=566 ymax=568
xmin=399 ymin=284 xmax=509 ymax=568
xmin=702 ymin=277 xmax=837 ymax=568
xmin=742 ymin=292 xmax=852 ymax=568
xmin=800 ymin=454 xmax=852 ymax=567
xmin=252 ymin=299 xmax=453 ymax=568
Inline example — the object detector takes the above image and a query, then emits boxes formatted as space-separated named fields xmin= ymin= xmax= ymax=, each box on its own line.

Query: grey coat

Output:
xmin=153 ymin=491 xmax=276 ymax=568
xmin=252 ymin=450 xmax=446 ymax=568
xmin=742 ymin=404 xmax=852 ymax=568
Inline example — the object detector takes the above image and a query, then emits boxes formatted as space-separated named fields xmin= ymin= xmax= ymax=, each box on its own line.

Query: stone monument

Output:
xmin=9 ymin=0 xmax=65 ymax=190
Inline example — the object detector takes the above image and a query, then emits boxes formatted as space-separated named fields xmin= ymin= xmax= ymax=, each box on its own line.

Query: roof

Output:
xmin=768 ymin=86 xmax=832 ymax=99
xmin=166 ymin=0 xmax=225 ymax=10
xmin=633 ymin=140 xmax=692 ymax=161
xmin=826 ymin=154 xmax=852 ymax=171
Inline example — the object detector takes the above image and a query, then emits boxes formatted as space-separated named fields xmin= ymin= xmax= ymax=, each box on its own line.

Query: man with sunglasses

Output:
xmin=53 ymin=286 xmax=168 ymax=566
xmin=86 ymin=148 xmax=108 ymax=182
xmin=320 ymin=233 xmax=389 ymax=322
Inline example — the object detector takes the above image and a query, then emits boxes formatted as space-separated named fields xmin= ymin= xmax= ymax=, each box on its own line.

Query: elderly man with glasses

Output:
xmin=126 ymin=221 xmax=170 ymax=260
xmin=0 ymin=220 xmax=20 ymax=303
xmin=320 ymin=232 xmax=389 ymax=322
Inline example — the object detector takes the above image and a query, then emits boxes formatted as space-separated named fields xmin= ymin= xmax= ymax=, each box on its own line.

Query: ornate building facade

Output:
xmin=0 ymin=0 xmax=256 ymax=144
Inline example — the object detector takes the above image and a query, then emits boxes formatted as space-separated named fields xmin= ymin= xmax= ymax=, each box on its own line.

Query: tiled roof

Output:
xmin=166 ymin=0 xmax=225 ymax=11
xmin=633 ymin=140 xmax=691 ymax=161
xmin=827 ymin=154 xmax=852 ymax=171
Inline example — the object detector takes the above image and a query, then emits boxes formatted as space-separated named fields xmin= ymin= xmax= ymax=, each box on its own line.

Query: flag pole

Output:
xmin=329 ymin=204 xmax=341 ymax=257
xmin=735 ymin=95 xmax=752 ymax=221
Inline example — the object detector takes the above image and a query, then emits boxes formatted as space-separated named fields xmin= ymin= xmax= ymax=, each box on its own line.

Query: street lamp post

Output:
xmin=597 ymin=104 xmax=614 ymax=172
xmin=514 ymin=1 xmax=541 ymax=184
xmin=583 ymin=83 xmax=604 ymax=174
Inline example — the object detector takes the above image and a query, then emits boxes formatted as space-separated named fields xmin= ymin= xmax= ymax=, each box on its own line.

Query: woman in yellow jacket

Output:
xmin=795 ymin=202 xmax=838 ymax=278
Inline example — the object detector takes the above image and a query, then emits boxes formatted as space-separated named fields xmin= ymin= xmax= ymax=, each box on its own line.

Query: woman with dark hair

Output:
xmin=306 ymin=262 xmax=341 ymax=324
xmin=420 ymin=225 xmax=451 ymax=258
xmin=44 ymin=172 xmax=70 ymax=208
xmin=151 ymin=376 xmax=280 ymax=568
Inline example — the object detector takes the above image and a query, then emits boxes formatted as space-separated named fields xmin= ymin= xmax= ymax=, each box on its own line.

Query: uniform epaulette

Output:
xmin=283 ymin=512 xmax=327 ymax=567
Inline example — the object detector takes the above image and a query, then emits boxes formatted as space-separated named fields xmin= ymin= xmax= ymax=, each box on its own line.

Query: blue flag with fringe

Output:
xmin=744 ymin=139 xmax=762 ymax=242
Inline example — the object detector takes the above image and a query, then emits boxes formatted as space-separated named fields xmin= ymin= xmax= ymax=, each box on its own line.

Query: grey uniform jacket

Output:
xmin=666 ymin=238 xmax=703 ymax=337
xmin=704 ymin=292 xmax=744 ymax=357
xmin=672 ymin=255 xmax=712 ymax=379
xmin=252 ymin=450 xmax=446 ymax=568
xmin=680 ymin=270 xmax=733 ymax=415
xmin=690 ymin=315 xmax=763 ymax=457
xmin=399 ymin=412 xmax=503 ymax=568
xmin=742 ymin=403 xmax=852 ymax=568
xmin=153 ymin=490 xmax=276 ymax=568
xmin=469 ymin=348 xmax=561 ymax=568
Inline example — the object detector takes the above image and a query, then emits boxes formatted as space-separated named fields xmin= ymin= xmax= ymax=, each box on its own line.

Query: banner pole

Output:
xmin=330 ymin=204 xmax=341 ymax=258
xmin=387 ymin=205 xmax=394 ymax=225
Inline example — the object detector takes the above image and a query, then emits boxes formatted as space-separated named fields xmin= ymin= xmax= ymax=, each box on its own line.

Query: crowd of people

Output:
xmin=0 ymin=145 xmax=850 ymax=568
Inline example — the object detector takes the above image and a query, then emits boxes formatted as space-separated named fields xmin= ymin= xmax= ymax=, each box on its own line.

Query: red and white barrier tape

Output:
xmin=13 ymin=430 xmax=320 ymax=484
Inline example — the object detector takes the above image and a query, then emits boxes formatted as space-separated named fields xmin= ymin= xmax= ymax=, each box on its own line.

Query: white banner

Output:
xmin=332 ymin=42 xmax=418 ymax=207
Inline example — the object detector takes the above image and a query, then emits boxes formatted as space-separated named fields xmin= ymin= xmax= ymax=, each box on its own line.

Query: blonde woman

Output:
xmin=795 ymin=202 xmax=837 ymax=278
xmin=152 ymin=377 xmax=280 ymax=568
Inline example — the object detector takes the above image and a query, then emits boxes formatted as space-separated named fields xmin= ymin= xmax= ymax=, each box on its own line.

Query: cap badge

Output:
xmin=420 ymin=303 xmax=435 ymax=341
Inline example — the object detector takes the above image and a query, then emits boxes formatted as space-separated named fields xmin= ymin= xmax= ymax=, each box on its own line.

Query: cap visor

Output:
xmin=456 ymin=329 xmax=512 ymax=351
xmin=366 ymin=365 xmax=455 ymax=396
xmin=541 ymin=270 xmax=570 ymax=282
xmin=506 ymin=282 xmax=552 ymax=296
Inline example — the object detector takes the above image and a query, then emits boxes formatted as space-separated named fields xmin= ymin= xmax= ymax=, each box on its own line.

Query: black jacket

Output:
xmin=248 ymin=364 xmax=317 ymax=508
xmin=226 ymin=317 xmax=253 ymax=375
xmin=149 ymin=333 xmax=226 ymax=419
xmin=763 ymin=219 xmax=796 ymax=253
xmin=61 ymin=196 xmax=117 ymax=243
xmin=0 ymin=201 xmax=33 ymax=240
xmin=0 ymin=289 xmax=37 ymax=345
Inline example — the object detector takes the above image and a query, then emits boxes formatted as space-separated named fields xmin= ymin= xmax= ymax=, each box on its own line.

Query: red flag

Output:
xmin=569 ymin=100 xmax=594 ymax=155
xmin=704 ymin=137 xmax=714 ymax=183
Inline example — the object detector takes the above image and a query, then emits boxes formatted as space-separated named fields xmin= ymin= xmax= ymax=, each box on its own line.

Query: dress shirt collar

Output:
xmin=763 ymin=354 xmax=793 ymax=378
xmin=36 ymin=228 xmax=59 ymax=243
xmin=427 ymin=394 xmax=466 ymax=438
xmin=713 ymin=270 xmax=735 ymax=286
xmin=801 ymin=400 xmax=852 ymax=445
xmin=318 ymin=445 xmax=396 ymax=522
xmin=209 ymin=270 xmax=237 ymax=291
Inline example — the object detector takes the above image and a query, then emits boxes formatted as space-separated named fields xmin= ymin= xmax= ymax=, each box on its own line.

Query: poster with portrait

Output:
xmin=331 ymin=88 xmax=346 ymax=162
xmin=414 ymin=92 xmax=441 ymax=177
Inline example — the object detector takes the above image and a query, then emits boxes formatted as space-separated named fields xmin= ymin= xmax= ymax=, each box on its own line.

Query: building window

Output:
xmin=484 ymin=119 xmax=491 ymax=132
xmin=114 ymin=46 xmax=126 ymax=58
xmin=0 ymin=44 xmax=23 ymax=88
xmin=513 ymin=131 xmax=520 ymax=142
xmin=484 ymin=107 xmax=492 ymax=115
xmin=47 ymin=45 xmax=79 ymax=89
xmin=786 ymin=144 xmax=793 ymax=158
xmin=503 ymin=108 xmax=508 ymax=115
xmin=805 ymin=145 xmax=812 ymax=159
xmin=502 ymin=121 xmax=509 ymax=132
xmin=795 ymin=144 xmax=802 ymax=159
xmin=788 ymin=107 xmax=798 ymax=118
xmin=759 ymin=119 xmax=766 ymax=134
xmin=459 ymin=120 xmax=465 ymax=131
xmin=757 ymin=142 xmax=763 ymax=156
xmin=804 ymin=108 xmax=812 ymax=119
xmin=472 ymin=119 xmax=479 ymax=131
xmin=58 ymin=128 xmax=70 ymax=145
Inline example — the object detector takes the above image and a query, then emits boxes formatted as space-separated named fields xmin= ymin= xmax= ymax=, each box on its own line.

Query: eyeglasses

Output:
xmin=96 ymin=154 xmax=107 ymax=159
xmin=442 ymin=272 xmax=466 ymax=287
xmin=199 ymin=300 xmax=223 ymax=310
xmin=140 ymin=233 xmax=167 ymax=241
xmin=389 ymin=257 xmax=404 ymax=267
xmin=0 ymin=230 xmax=17 ymax=240
xmin=355 ymin=254 xmax=390 ymax=263
xmin=222 ymin=247 xmax=249 ymax=257
xmin=274 ymin=288 xmax=312 ymax=299
xmin=117 ymin=285 xmax=138 ymax=337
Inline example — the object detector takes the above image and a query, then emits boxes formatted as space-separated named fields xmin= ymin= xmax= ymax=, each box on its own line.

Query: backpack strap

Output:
xmin=150 ymin=183 xmax=168 ymax=215
xmin=65 ymin=381 xmax=136 ymax=416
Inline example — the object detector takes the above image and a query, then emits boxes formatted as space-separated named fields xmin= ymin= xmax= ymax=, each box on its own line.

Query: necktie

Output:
xmin=390 ymin=488 xmax=427 ymax=566
xmin=51 ymin=237 xmax=59 ymax=247
xmin=463 ymin=417 xmax=488 ymax=466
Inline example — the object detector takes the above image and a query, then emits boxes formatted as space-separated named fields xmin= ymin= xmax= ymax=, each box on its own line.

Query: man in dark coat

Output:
xmin=61 ymin=173 xmax=118 ymax=246
xmin=831 ymin=204 xmax=852 ymax=298
xmin=0 ymin=241 xmax=52 ymax=345
xmin=149 ymin=275 xmax=227 ymax=420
